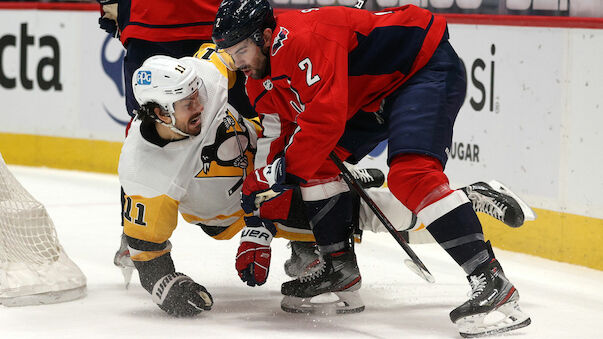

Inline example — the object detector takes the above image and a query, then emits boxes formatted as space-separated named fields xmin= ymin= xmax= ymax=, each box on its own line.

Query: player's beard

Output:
xmin=192 ymin=112 xmax=205 ymax=136
xmin=181 ymin=112 xmax=203 ymax=136
xmin=250 ymin=46 xmax=271 ymax=79
xmin=259 ymin=46 xmax=271 ymax=79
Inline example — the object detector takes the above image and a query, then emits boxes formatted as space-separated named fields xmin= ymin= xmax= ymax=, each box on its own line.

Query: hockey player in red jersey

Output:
xmin=96 ymin=0 xmax=237 ymax=123
xmin=212 ymin=1 xmax=531 ymax=336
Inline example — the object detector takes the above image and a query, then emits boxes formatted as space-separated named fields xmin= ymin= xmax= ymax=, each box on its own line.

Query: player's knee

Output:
xmin=387 ymin=153 xmax=451 ymax=213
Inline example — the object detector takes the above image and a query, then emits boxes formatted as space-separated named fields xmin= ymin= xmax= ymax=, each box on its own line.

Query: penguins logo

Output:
xmin=196 ymin=111 xmax=256 ymax=195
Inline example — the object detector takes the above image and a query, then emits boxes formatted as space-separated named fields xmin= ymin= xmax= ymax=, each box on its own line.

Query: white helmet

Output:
xmin=133 ymin=55 xmax=207 ymax=113
xmin=132 ymin=56 xmax=208 ymax=137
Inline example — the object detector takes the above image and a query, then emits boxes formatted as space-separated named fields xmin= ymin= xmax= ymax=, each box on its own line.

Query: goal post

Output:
xmin=0 ymin=154 xmax=86 ymax=306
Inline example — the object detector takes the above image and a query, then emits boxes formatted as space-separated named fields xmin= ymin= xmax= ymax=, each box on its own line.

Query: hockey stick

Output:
xmin=329 ymin=152 xmax=435 ymax=284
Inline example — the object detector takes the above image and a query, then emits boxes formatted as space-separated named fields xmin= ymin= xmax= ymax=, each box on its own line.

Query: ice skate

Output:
xmin=461 ymin=180 xmax=536 ymax=228
xmin=281 ymin=248 xmax=364 ymax=315
xmin=114 ymin=233 xmax=136 ymax=288
xmin=284 ymin=241 xmax=320 ymax=278
xmin=450 ymin=258 xmax=531 ymax=338
xmin=345 ymin=163 xmax=385 ymax=188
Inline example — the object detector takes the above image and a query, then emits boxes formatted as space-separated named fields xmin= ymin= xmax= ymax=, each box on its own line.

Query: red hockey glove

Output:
xmin=241 ymin=157 xmax=292 ymax=213
xmin=235 ymin=216 xmax=277 ymax=286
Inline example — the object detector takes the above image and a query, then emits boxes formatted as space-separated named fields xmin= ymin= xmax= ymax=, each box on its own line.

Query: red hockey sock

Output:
xmin=387 ymin=153 xmax=452 ymax=213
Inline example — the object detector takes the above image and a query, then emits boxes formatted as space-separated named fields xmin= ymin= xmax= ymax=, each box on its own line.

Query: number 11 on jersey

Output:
xmin=124 ymin=196 xmax=147 ymax=226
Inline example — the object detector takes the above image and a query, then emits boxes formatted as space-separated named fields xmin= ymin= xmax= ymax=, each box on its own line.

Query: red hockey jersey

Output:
xmin=118 ymin=0 xmax=222 ymax=45
xmin=247 ymin=5 xmax=448 ymax=181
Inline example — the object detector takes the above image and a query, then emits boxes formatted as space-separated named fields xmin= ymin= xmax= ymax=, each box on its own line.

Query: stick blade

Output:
xmin=404 ymin=259 xmax=435 ymax=283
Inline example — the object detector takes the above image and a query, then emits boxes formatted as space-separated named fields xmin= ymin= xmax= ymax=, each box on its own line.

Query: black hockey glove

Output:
xmin=151 ymin=272 xmax=213 ymax=317
xmin=96 ymin=0 xmax=119 ymax=38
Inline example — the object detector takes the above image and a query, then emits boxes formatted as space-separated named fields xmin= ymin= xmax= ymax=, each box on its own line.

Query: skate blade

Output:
xmin=120 ymin=266 xmax=134 ymax=289
xmin=281 ymin=291 xmax=365 ymax=315
xmin=487 ymin=180 xmax=537 ymax=222
xmin=456 ymin=300 xmax=531 ymax=338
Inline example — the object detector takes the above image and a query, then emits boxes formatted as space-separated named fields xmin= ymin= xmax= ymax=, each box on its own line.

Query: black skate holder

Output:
xmin=329 ymin=152 xmax=435 ymax=284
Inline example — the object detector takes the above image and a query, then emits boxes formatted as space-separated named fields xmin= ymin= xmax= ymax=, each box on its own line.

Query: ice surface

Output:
xmin=2 ymin=166 xmax=602 ymax=338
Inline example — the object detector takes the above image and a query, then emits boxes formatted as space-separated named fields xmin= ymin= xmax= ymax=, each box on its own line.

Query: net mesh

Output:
xmin=0 ymin=180 xmax=60 ymax=266
xmin=0 ymin=154 xmax=86 ymax=305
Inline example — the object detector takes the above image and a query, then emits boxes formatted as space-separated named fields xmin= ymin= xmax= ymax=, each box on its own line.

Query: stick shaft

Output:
xmin=329 ymin=152 xmax=433 ymax=280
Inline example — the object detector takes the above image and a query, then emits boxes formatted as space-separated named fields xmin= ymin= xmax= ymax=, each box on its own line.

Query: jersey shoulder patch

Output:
xmin=271 ymin=26 xmax=289 ymax=56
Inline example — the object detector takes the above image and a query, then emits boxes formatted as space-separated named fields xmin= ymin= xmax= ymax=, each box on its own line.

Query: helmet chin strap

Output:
xmin=155 ymin=111 xmax=191 ymax=138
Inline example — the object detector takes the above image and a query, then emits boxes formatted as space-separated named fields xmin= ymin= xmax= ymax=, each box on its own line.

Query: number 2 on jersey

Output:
xmin=298 ymin=57 xmax=321 ymax=86
xmin=124 ymin=197 xmax=147 ymax=226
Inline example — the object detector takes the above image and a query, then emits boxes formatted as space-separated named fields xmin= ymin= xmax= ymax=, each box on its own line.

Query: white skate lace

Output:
xmin=468 ymin=192 xmax=506 ymax=221
xmin=468 ymin=273 xmax=487 ymax=300
xmin=350 ymin=168 xmax=374 ymax=183
xmin=299 ymin=259 xmax=326 ymax=283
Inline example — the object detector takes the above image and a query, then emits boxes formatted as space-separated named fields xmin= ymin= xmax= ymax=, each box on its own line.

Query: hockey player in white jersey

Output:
xmin=118 ymin=50 xmax=535 ymax=318
xmin=120 ymin=55 xmax=236 ymax=316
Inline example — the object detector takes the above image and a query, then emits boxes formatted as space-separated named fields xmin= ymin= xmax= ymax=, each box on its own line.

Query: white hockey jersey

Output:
xmin=119 ymin=57 xmax=259 ymax=261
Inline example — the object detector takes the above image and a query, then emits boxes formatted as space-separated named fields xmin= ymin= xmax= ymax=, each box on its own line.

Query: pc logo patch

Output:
xmin=136 ymin=71 xmax=152 ymax=85
xmin=271 ymin=27 xmax=289 ymax=56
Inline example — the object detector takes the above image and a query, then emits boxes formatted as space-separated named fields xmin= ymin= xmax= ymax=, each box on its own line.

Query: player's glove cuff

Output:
xmin=241 ymin=216 xmax=276 ymax=245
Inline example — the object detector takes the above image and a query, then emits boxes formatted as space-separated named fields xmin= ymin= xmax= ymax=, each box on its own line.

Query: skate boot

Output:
xmin=450 ymin=258 xmax=531 ymax=338
xmin=281 ymin=248 xmax=364 ymax=315
xmin=345 ymin=163 xmax=385 ymax=188
xmin=114 ymin=233 xmax=136 ymax=288
xmin=284 ymin=241 xmax=320 ymax=278
xmin=461 ymin=180 xmax=536 ymax=228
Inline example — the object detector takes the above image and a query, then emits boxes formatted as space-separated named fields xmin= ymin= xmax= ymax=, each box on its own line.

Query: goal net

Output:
xmin=0 ymin=154 xmax=86 ymax=306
